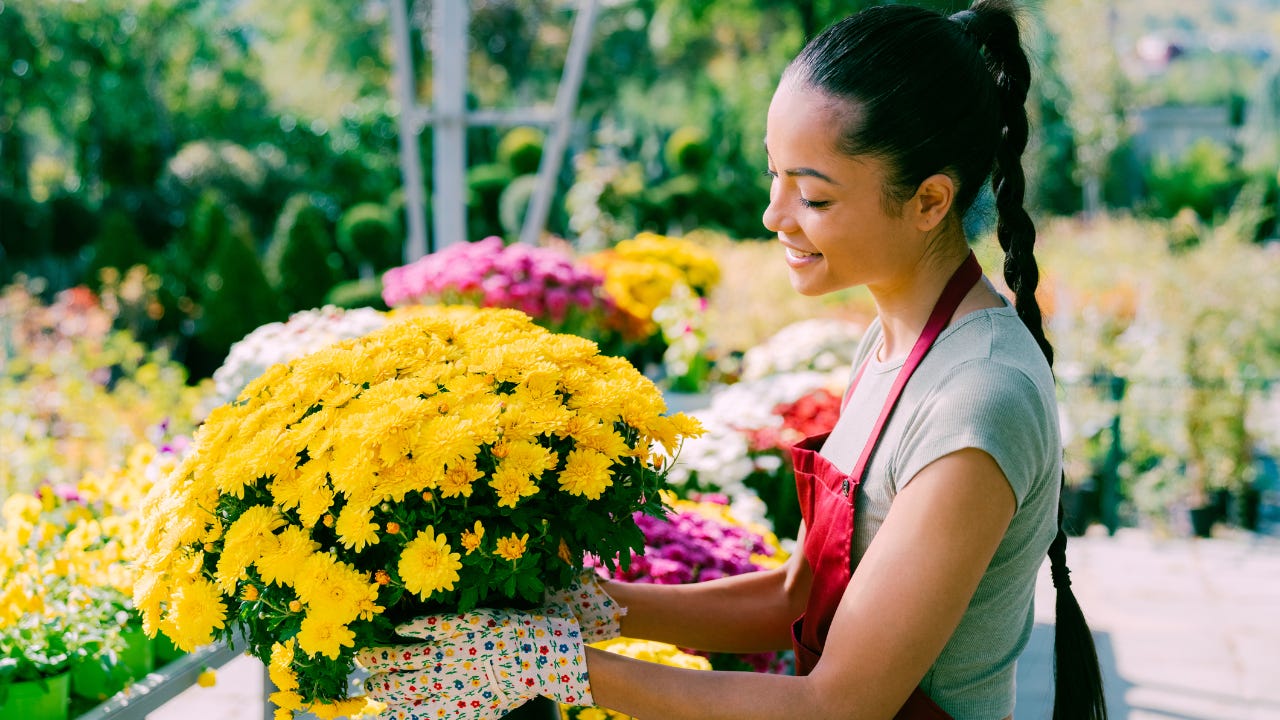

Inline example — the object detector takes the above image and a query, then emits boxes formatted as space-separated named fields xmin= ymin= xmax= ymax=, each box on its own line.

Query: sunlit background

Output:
xmin=1 ymin=1 xmax=1278 ymax=719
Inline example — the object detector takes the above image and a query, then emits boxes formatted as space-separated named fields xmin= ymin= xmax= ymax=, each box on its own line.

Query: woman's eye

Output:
xmin=800 ymin=198 xmax=830 ymax=209
xmin=762 ymin=169 xmax=778 ymax=178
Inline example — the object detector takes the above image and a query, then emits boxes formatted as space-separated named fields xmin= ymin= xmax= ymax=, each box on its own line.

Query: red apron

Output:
xmin=790 ymin=252 xmax=982 ymax=719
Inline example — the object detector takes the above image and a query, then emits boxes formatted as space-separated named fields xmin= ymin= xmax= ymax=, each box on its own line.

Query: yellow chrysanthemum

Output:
xmin=292 ymin=553 xmax=376 ymax=626
xmin=161 ymin=577 xmax=227 ymax=651
xmin=296 ymin=613 xmax=356 ymax=660
xmin=398 ymin=527 xmax=462 ymax=599
xmin=255 ymin=526 xmax=320 ymax=587
xmin=268 ymin=638 xmax=300 ymax=692
xmin=438 ymin=459 xmax=483 ymax=499
xmin=334 ymin=504 xmax=380 ymax=551
xmin=594 ymin=637 xmax=712 ymax=671
xmin=460 ymin=521 xmax=485 ymax=555
xmin=558 ymin=449 xmax=614 ymax=500
xmin=494 ymin=533 xmax=529 ymax=563
xmin=216 ymin=505 xmax=284 ymax=593
xmin=489 ymin=467 xmax=540 ymax=509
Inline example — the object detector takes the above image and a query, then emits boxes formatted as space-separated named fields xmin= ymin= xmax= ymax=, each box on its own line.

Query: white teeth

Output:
xmin=786 ymin=247 xmax=821 ymax=259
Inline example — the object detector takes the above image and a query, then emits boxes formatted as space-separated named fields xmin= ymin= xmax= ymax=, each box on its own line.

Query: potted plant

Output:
xmin=0 ymin=610 xmax=77 ymax=720
xmin=132 ymin=308 xmax=703 ymax=718
xmin=0 ymin=494 xmax=107 ymax=720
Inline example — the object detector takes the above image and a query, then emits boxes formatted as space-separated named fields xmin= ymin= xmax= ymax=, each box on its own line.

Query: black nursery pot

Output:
xmin=502 ymin=696 xmax=560 ymax=719
xmin=1189 ymin=505 xmax=1216 ymax=538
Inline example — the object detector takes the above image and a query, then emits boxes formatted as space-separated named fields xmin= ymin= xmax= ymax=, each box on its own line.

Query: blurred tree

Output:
xmin=337 ymin=202 xmax=399 ymax=278
xmin=86 ymin=209 xmax=149 ymax=290
xmin=1144 ymin=138 xmax=1243 ymax=221
xmin=1042 ymin=0 xmax=1129 ymax=216
xmin=265 ymin=193 xmax=343 ymax=313
xmin=194 ymin=199 xmax=284 ymax=375
xmin=0 ymin=2 xmax=38 ymax=197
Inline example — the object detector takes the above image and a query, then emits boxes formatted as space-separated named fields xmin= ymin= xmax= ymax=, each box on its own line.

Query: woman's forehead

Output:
xmin=766 ymin=83 xmax=855 ymax=152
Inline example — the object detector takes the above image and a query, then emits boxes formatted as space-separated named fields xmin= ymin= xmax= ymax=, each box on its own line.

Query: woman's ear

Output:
xmin=911 ymin=173 xmax=957 ymax=232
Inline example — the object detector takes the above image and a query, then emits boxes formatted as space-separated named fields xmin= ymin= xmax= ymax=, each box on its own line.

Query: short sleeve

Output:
xmin=890 ymin=359 xmax=1054 ymax=509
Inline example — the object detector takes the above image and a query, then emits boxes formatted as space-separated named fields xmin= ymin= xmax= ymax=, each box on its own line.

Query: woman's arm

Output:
xmin=587 ymin=447 xmax=1016 ymax=720
xmin=602 ymin=524 xmax=812 ymax=653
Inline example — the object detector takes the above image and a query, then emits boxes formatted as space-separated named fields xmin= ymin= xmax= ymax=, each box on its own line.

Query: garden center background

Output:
xmin=2 ymin=1 xmax=1279 ymax=718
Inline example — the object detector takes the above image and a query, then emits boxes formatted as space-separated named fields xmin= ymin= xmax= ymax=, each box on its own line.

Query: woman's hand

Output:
xmin=356 ymin=609 xmax=594 ymax=719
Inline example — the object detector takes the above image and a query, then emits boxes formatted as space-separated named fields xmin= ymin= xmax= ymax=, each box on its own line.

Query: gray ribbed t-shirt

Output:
xmin=819 ymin=303 xmax=1060 ymax=720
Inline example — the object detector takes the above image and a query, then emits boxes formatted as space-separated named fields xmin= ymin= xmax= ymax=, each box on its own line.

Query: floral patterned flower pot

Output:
xmin=0 ymin=672 xmax=71 ymax=720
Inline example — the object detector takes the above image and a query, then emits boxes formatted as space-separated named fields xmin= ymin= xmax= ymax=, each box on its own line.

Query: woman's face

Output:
xmin=762 ymin=81 xmax=921 ymax=297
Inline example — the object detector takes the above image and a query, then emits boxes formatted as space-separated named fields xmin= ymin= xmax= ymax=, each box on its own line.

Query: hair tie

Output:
xmin=949 ymin=9 xmax=987 ymax=43
xmin=1050 ymin=561 xmax=1072 ymax=589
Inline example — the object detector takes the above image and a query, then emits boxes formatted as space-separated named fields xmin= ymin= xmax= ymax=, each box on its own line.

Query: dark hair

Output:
xmin=788 ymin=3 xmax=1107 ymax=719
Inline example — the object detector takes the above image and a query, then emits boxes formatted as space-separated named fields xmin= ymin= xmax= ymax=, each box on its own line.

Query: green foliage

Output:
xmin=198 ymin=204 xmax=284 ymax=355
xmin=1144 ymin=138 xmax=1243 ymax=220
xmin=467 ymin=163 xmax=514 ymax=239
xmin=188 ymin=192 xmax=237 ymax=269
xmin=324 ymin=277 xmax=387 ymax=311
xmin=0 ymin=193 xmax=47 ymax=263
xmin=665 ymin=127 xmax=712 ymax=175
xmin=160 ymin=141 xmax=268 ymax=214
xmin=336 ymin=203 xmax=399 ymax=273
xmin=47 ymin=193 xmax=99 ymax=258
xmin=265 ymin=193 xmax=342 ymax=313
xmin=498 ymin=174 xmax=545 ymax=238
xmin=86 ymin=210 xmax=150 ymax=290
xmin=496 ymin=126 xmax=545 ymax=175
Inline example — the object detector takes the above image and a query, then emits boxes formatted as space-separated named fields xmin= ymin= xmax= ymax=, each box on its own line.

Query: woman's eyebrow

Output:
xmin=764 ymin=143 xmax=840 ymax=186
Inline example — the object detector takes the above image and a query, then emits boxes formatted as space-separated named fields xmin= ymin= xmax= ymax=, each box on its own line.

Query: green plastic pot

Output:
xmin=71 ymin=626 xmax=155 ymax=701
xmin=0 ymin=672 xmax=70 ymax=720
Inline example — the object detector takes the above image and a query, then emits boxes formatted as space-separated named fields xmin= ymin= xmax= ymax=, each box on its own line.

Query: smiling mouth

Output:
xmin=785 ymin=246 xmax=822 ymax=259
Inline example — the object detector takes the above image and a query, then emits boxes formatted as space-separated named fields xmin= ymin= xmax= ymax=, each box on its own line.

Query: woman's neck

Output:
xmin=869 ymin=248 xmax=1000 ymax=363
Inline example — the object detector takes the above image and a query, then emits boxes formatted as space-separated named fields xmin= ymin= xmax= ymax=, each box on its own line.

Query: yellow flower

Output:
xmin=334 ymin=504 xmax=380 ymax=551
xmin=500 ymin=441 xmax=557 ymax=478
xmin=161 ymin=577 xmax=227 ymax=651
xmin=460 ymin=521 xmax=485 ymax=555
xmin=438 ymin=459 xmax=482 ymax=499
xmin=2 ymin=494 xmax=41 ymax=527
xmin=294 ymin=553 xmax=378 ymax=626
xmin=255 ymin=526 xmax=319 ymax=587
xmin=269 ymin=639 xmax=299 ymax=692
xmin=489 ymin=467 xmax=540 ymax=509
xmin=297 ymin=484 xmax=336 ymax=529
xmin=494 ymin=533 xmax=529 ymax=563
xmin=216 ymin=505 xmax=284 ymax=593
xmin=196 ymin=669 xmax=217 ymax=687
xmin=296 ymin=613 xmax=356 ymax=660
xmin=574 ymin=427 xmax=631 ymax=461
xmin=595 ymin=637 xmax=711 ymax=671
xmin=558 ymin=449 xmax=614 ymax=500
xmin=398 ymin=527 xmax=462 ymax=599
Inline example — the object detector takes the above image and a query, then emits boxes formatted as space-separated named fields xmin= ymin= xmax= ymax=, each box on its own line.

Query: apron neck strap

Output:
xmin=846 ymin=251 xmax=983 ymax=485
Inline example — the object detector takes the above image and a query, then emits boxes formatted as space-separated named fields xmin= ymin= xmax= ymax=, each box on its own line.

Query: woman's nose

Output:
xmin=762 ymin=194 xmax=795 ymax=235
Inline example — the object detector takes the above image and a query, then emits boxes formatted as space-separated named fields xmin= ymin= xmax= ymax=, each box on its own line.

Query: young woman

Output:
xmin=357 ymin=2 xmax=1107 ymax=718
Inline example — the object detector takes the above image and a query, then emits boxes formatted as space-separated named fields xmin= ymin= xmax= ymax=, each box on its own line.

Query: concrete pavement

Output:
xmin=146 ymin=528 xmax=1280 ymax=720
xmin=1016 ymin=528 xmax=1280 ymax=720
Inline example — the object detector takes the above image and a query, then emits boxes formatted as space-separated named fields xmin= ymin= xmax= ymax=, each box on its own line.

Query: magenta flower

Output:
xmin=381 ymin=237 xmax=615 ymax=336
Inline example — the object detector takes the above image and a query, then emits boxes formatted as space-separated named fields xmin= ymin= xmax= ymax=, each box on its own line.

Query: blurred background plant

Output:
xmin=0 ymin=0 xmax=1277 ymax=558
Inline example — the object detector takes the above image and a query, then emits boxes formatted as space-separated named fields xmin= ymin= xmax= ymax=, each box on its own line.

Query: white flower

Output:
xmin=741 ymin=319 xmax=865 ymax=380
xmin=664 ymin=371 xmax=845 ymax=532
xmin=209 ymin=306 xmax=387 ymax=407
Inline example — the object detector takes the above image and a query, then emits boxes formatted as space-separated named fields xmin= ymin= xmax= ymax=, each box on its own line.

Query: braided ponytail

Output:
xmin=791 ymin=4 xmax=1108 ymax=716
xmin=955 ymin=3 xmax=1107 ymax=719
